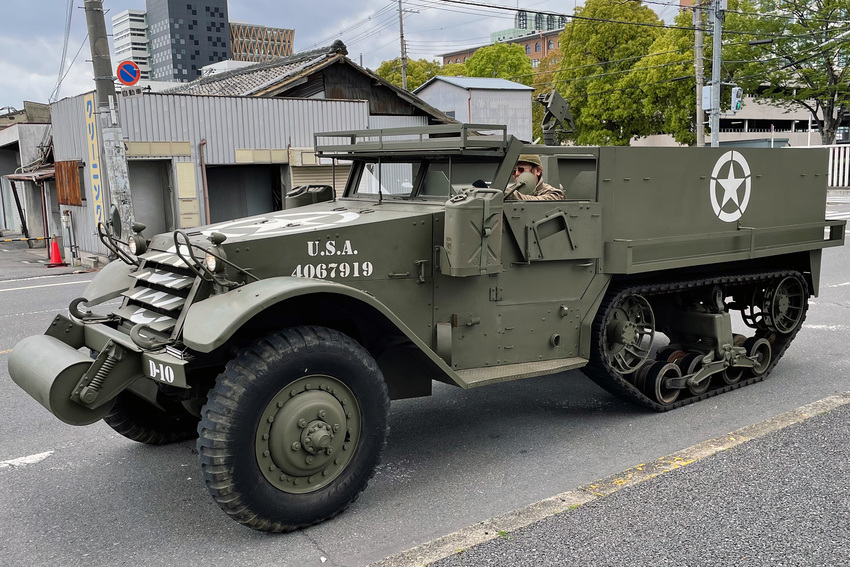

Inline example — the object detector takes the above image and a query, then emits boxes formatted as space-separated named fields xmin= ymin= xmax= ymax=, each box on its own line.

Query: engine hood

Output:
xmin=147 ymin=200 xmax=440 ymax=249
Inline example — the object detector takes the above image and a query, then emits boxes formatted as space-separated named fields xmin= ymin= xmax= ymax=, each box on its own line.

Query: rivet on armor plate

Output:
xmin=277 ymin=401 xmax=284 ymax=408
xmin=291 ymin=442 xmax=301 ymax=451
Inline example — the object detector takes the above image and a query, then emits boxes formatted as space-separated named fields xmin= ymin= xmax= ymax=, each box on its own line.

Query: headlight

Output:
xmin=205 ymin=249 xmax=224 ymax=273
xmin=129 ymin=234 xmax=147 ymax=255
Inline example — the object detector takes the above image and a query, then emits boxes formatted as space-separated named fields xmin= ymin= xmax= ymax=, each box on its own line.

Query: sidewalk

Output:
xmin=0 ymin=232 xmax=88 ymax=280
xmin=379 ymin=394 xmax=850 ymax=567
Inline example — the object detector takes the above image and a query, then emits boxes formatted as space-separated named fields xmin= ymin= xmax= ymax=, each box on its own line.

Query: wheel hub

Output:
xmin=256 ymin=375 xmax=360 ymax=494
xmin=618 ymin=320 xmax=638 ymax=345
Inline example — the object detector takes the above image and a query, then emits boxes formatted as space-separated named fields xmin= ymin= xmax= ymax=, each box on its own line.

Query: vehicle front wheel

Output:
xmin=103 ymin=390 xmax=200 ymax=445
xmin=197 ymin=326 xmax=389 ymax=532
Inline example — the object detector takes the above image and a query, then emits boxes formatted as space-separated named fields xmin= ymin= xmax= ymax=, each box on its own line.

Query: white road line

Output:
xmin=804 ymin=324 xmax=849 ymax=331
xmin=828 ymin=282 xmax=850 ymax=287
xmin=1 ymin=274 xmax=87 ymax=284
xmin=0 ymin=280 xmax=91 ymax=293
xmin=0 ymin=451 xmax=54 ymax=470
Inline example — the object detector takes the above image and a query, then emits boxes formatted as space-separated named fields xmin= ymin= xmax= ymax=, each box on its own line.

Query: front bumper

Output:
xmin=8 ymin=314 xmax=189 ymax=425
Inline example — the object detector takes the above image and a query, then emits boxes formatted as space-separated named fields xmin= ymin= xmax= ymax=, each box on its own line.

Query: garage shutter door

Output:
xmin=290 ymin=165 xmax=351 ymax=197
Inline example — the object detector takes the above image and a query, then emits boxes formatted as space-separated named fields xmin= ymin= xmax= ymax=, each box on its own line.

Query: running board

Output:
xmin=455 ymin=357 xmax=588 ymax=389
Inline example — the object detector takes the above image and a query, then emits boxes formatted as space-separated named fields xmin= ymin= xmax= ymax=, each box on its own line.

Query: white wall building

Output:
xmin=112 ymin=9 xmax=150 ymax=80
xmin=414 ymin=76 xmax=534 ymax=142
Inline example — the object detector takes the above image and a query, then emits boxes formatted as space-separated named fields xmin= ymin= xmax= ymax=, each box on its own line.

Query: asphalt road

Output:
xmin=0 ymin=200 xmax=848 ymax=567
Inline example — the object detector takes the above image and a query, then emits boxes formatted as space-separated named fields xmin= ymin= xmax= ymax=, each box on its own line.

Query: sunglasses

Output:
xmin=514 ymin=165 xmax=536 ymax=173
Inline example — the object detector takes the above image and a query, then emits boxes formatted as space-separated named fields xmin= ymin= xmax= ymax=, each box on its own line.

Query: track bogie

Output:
xmin=583 ymin=270 xmax=808 ymax=411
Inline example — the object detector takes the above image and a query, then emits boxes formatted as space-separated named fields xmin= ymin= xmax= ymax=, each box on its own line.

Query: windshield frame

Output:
xmin=344 ymin=156 xmax=504 ymax=201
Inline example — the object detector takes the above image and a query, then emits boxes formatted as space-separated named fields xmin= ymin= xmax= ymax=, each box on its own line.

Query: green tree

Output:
xmin=726 ymin=0 xmax=850 ymax=144
xmin=623 ymin=8 xmax=697 ymax=145
xmin=464 ymin=43 xmax=533 ymax=86
xmin=556 ymin=0 xmax=663 ymax=145
xmin=440 ymin=62 xmax=467 ymax=77
xmin=375 ymin=58 xmax=443 ymax=91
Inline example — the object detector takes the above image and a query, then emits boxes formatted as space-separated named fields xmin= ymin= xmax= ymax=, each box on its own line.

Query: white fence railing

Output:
xmin=827 ymin=145 xmax=850 ymax=188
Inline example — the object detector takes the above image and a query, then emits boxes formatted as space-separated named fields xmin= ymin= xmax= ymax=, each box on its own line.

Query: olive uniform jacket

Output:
xmin=508 ymin=181 xmax=565 ymax=201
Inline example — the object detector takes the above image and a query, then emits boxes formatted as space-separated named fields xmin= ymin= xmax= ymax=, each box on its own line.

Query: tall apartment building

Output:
xmin=147 ymin=0 xmax=230 ymax=81
xmin=111 ymin=2 xmax=295 ymax=83
xmin=112 ymin=9 xmax=151 ymax=80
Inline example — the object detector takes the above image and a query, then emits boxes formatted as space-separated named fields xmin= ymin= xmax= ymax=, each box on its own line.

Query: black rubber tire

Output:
xmin=103 ymin=391 xmax=200 ymax=445
xmin=197 ymin=326 xmax=389 ymax=533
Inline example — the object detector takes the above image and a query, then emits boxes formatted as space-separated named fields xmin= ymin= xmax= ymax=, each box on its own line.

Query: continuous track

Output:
xmin=581 ymin=270 xmax=808 ymax=412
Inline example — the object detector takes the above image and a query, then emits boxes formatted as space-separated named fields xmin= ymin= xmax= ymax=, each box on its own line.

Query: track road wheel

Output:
xmin=744 ymin=337 xmax=772 ymax=377
xmin=678 ymin=352 xmax=709 ymax=396
xmin=197 ymin=326 xmax=389 ymax=533
xmin=644 ymin=361 xmax=681 ymax=406
xmin=719 ymin=364 xmax=745 ymax=385
xmin=104 ymin=391 xmax=200 ymax=445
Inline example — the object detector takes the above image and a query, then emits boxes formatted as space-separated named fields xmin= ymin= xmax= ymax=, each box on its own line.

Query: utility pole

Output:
xmin=84 ymin=0 xmax=134 ymax=240
xmin=710 ymin=0 xmax=726 ymax=148
xmin=398 ymin=0 xmax=408 ymax=90
xmin=694 ymin=1 xmax=705 ymax=147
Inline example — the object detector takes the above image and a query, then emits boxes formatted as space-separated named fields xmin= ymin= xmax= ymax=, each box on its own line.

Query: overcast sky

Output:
xmin=0 ymin=0 xmax=680 ymax=111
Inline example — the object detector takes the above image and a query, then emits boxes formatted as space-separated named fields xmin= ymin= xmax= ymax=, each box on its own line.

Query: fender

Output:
xmin=182 ymin=276 xmax=456 ymax=375
xmin=81 ymin=259 xmax=135 ymax=306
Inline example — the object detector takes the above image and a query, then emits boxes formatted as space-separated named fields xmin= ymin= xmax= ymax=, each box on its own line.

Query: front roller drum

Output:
xmin=8 ymin=335 xmax=115 ymax=425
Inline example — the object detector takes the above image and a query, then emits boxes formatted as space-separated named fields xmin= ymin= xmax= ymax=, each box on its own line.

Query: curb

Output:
xmin=371 ymin=390 xmax=850 ymax=567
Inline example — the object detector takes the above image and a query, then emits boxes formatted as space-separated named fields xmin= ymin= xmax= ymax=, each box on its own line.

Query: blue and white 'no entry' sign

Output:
xmin=116 ymin=61 xmax=141 ymax=86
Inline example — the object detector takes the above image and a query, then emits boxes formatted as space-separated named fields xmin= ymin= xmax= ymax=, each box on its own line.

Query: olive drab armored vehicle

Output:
xmin=8 ymin=122 xmax=845 ymax=532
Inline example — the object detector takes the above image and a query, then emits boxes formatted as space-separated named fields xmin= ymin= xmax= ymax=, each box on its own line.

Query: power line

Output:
xmin=50 ymin=0 xmax=76 ymax=103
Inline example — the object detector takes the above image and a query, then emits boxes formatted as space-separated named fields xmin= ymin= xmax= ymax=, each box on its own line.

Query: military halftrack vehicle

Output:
xmin=9 ymin=123 xmax=845 ymax=532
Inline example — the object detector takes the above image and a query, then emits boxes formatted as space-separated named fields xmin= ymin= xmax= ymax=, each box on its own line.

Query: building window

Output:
xmin=532 ymin=59 xmax=539 ymax=68
xmin=535 ymin=42 xmax=540 ymax=52
xmin=548 ymin=39 xmax=554 ymax=50
xmin=525 ymin=44 xmax=530 ymax=54
xmin=456 ymin=58 xmax=460 ymax=63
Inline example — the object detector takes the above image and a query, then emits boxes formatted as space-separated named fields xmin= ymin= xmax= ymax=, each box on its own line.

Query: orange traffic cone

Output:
xmin=46 ymin=238 xmax=68 ymax=268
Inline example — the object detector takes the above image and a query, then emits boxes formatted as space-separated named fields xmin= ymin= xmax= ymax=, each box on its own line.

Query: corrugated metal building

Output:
xmin=414 ymin=76 xmax=534 ymax=142
xmin=49 ymin=42 xmax=452 ymax=261
xmin=51 ymin=93 xmax=370 ymax=258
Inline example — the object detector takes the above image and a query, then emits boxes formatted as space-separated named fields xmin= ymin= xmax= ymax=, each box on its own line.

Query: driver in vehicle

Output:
xmin=507 ymin=154 xmax=565 ymax=201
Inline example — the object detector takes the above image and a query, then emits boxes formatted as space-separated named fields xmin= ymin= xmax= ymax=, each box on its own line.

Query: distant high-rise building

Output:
xmin=112 ymin=9 xmax=151 ymax=80
xmin=111 ymin=2 xmax=295 ymax=83
xmin=230 ymin=23 xmax=294 ymax=62
xmin=147 ymin=0 xmax=230 ymax=82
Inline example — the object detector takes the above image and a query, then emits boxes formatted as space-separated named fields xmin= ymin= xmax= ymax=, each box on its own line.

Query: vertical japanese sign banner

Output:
xmin=84 ymin=93 xmax=105 ymax=228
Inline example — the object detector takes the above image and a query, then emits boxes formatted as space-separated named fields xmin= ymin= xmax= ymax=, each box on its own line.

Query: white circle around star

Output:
xmin=709 ymin=150 xmax=752 ymax=222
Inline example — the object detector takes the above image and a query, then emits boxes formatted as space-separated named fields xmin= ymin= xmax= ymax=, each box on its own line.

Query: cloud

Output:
xmin=0 ymin=35 xmax=93 ymax=107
